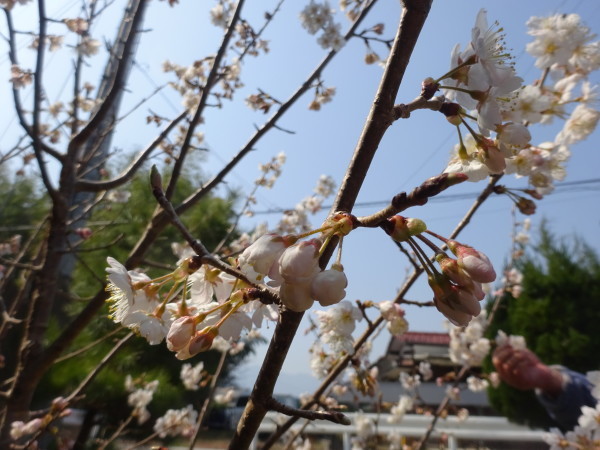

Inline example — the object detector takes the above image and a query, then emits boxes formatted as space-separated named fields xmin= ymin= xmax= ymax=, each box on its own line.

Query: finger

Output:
xmin=492 ymin=345 xmax=513 ymax=364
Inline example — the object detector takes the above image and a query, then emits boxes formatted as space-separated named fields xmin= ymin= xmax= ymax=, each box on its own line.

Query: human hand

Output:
xmin=492 ymin=345 xmax=563 ymax=397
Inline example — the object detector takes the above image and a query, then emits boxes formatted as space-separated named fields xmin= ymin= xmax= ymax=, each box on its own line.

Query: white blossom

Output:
xmin=180 ymin=362 xmax=204 ymax=390
xmin=467 ymin=376 xmax=489 ymax=392
xmin=388 ymin=395 xmax=413 ymax=423
xmin=556 ymin=104 xmax=600 ymax=145
xmin=153 ymin=405 xmax=197 ymax=438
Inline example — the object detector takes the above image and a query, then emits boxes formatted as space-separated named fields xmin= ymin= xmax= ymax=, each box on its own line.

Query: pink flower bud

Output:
xmin=452 ymin=285 xmax=481 ymax=316
xmin=176 ymin=326 xmax=218 ymax=360
xmin=189 ymin=327 xmax=217 ymax=353
xmin=437 ymin=254 xmax=471 ymax=286
xmin=238 ymin=233 xmax=290 ymax=275
xmin=428 ymin=273 xmax=475 ymax=327
xmin=523 ymin=189 xmax=543 ymax=200
xmin=447 ymin=241 xmax=496 ymax=283
xmin=167 ymin=316 xmax=196 ymax=352
xmin=278 ymin=239 xmax=321 ymax=283
xmin=436 ymin=254 xmax=486 ymax=301
xmin=280 ymin=281 xmax=314 ymax=312
xmin=311 ymin=265 xmax=348 ymax=307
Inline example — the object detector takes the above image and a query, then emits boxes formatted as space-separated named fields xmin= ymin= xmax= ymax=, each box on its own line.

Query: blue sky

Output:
xmin=1 ymin=0 xmax=599 ymax=394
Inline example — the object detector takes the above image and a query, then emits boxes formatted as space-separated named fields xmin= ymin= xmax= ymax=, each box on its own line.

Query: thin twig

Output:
xmin=98 ymin=414 xmax=133 ymax=450
xmin=267 ymin=397 xmax=350 ymax=425
xmin=53 ymin=328 xmax=123 ymax=364
xmin=164 ymin=0 xmax=245 ymax=200
xmin=355 ymin=172 xmax=468 ymax=228
xmin=74 ymin=110 xmax=186 ymax=192
xmin=241 ymin=1 xmax=433 ymax=448
xmin=187 ymin=349 xmax=228 ymax=450
xmin=150 ymin=167 xmax=280 ymax=300
xmin=261 ymin=174 xmax=502 ymax=448
xmin=67 ymin=332 xmax=133 ymax=402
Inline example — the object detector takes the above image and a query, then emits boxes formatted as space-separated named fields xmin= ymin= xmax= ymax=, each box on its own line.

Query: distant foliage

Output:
xmin=486 ymin=225 xmax=600 ymax=428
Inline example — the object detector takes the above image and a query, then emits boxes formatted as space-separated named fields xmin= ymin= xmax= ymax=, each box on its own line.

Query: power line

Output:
xmin=251 ymin=177 xmax=600 ymax=215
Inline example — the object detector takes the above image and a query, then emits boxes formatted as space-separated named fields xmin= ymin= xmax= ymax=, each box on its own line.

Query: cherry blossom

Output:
xmin=153 ymin=405 xmax=197 ymax=438
xmin=447 ymin=240 xmax=496 ymax=283
xmin=180 ymin=362 xmax=205 ymax=391
xmin=311 ymin=264 xmax=348 ymax=306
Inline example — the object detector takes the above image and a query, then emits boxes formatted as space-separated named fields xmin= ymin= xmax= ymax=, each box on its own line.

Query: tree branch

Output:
xmin=261 ymin=173 xmax=503 ymax=448
xmin=355 ymin=172 xmax=468 ymax=228
xmin=232 ymin=1 xmax=433 ymax=448
xmin=75 ymin=111 xmax=187 ymax=192
xmin=67 ymin=0 xmax=147 ymax=157
xmin=3 ymin=9 xmax=64 ymax=165
xmin=267 ymin=397 xmax=350 ymax=425
xmin=164 ymin=0 xmax=246 ymax=200
xmin=38 ymin=0 xmax=380 ymax=405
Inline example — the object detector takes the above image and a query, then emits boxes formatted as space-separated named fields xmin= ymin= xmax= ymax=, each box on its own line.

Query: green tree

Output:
xmin=0 ymin=167 xmax=48 ymax=246
xmin=40 ymin=168 xmax=255 ymax=431
xmin=485 ymin=225 xmax=600 ymax=429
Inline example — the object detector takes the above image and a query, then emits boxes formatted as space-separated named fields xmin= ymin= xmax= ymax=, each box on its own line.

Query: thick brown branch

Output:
xmin=261 ymin=174 xmax=502 ymax=448
xmin=38 ymin=0 xmax=379 ymax=420
xmin=237 ymin=1 xmax=433 ymax=448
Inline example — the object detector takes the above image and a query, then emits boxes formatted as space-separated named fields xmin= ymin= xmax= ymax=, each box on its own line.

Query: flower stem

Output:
xmin=434 ymin=57 xmax=477 ymax=83
xmin=406 ymin=237 xmax=434 ymax=276
xmin=424 ymin=229 xmax=448 ymax=243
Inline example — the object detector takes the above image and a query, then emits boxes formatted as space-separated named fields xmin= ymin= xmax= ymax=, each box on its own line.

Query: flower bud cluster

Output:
xmin=106 ymin=255 xmax=260 ymax=360
xmin=428 ymin=240 xmax=495 ymax=327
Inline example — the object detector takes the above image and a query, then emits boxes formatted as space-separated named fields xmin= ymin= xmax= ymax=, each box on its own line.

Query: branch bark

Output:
xmin=261 ymin=174 xmax=502 ymax=448
xmin=230 ymin=1 xmax=433 ymax=448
